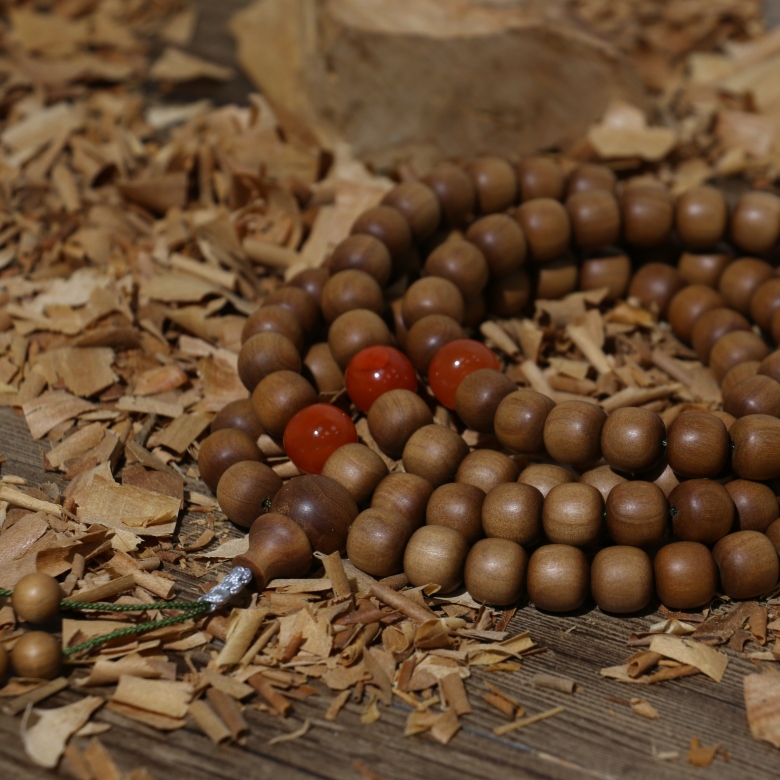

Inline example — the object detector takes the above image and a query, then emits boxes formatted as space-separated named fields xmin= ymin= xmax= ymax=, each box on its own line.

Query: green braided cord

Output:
xmin=0 ymin=588 xmax=11 ymax=598
xmin=60 ymin=599 xmax=203 ymax=612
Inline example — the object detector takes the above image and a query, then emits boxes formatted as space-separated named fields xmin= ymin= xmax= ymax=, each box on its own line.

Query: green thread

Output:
xmin=661 ymin=439 xmax=668 ymax=448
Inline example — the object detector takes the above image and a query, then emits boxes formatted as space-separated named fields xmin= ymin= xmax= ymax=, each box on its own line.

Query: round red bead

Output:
xmin=428 ymin=339 xmax=500 ymax=409
xmin=284 ymin=404 xmax=358 ymax=475
xmin=345 ymin=346 xmax=417 ymax=413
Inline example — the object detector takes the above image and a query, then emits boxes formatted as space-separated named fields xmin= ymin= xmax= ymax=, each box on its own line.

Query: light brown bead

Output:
xmin=241 ymin=304 xmax=305 ymax=352
xmin=238 ymin=332 xmax=301 ymax=392
xmin=494 ymin=389 xmax=556 ymax=454
xmin=486 ymin=271 xmax=532 ymax=318
xmin=422 ymin=163 xmax=476 ymax=227
xmin=691 ymin=307 xmax=751 ymax=364
xmin=726 ymin=479 xmax=779 ymax=533
xmin=710 ymin=330 xmax=770 ymax=382
xmin=426 ymin=482 xmax=485 ymax=545
xmin=605 ymin=481 xmax=668 ymax=547
xmin=720 ymin=356 xmax=759 ymax=399
xmin=515 ymin=199 xmax=571 ymax=262
xmin=404 ymin=525 xmax=469 ymax=593
xmin=666 ymin=412 xmax=729 ymax=479
xmin=382 ymin=182 xmax=441 ymax=241
xmin=654 ymin=541 xmax=717 ymax=609
xmin=527 ymin=545 xmax=589 ymax=612
xmin=12 ymin=574 xmax=62 ymax=624
xmin=730 ymin=191 xmax=780 ymax=255
xmin=465 ymin=156 xmax=517 ymax=214
xmin=676 ymin=186 xmax=727 ymax=249
xmin=402 ymin=276 xmax=464 ymax=327
xmin=367 ymin=388 xmax=433 ymax=458
xmin=482 ymin=482 xmax=543 ymax=546
xmin=465 ymin=539 xmax=527 ymax=606
xmin=288 ymin=266 xmax=329 ymax=306
xmin=466 ymin=214 xmax=526 ymax=278
xmin=566 ymin=190 xmax=621 ymax=250
xmin=724 ymin=374 xmax=780 ymax=418
xmin=405 ymin=314 xmax=464 ymax=375
xmin=263 ymin=286 xmax=319 ymax=336
xmin=321 ymin=269 xmax=384 ymax=324
xmin=668 ymin=479 xmax=734 ymax=544
xmin=622 ymin=186 xmax=674 ymax=247
xmin=351 ymin=205 xmax=412 ymax=259
xmin=198 ymin=428 xmax=263 ymax=492
xmin=346 ymin=507 xmax=417 ymax=577
xmin=718 ymin=257 xmax=774 ymax=315
xmin=751 ymin=278 xmax=780 ymax=333
xmin=713 ymin=531 xmax=780 ymax=599
xmin=11 ymin=631 xmax=61 ymax=680
xmin=536 ymin=255 xmax=579 ymax=299
xmin=591 ymin=547 xmax=653 ymax=613
xmin=601 ymin=407 xmax=665 ymax=474
xmin=518 ymin=463 xmax=573 ymax=498
xmin=456 ymin=449 xmax=518 ymax=493
xmin=543 ymin=400 xmax=607 ymax=468
xmin=328 ymin=234 xmax=392 ymax=287
xmin=455 ymin=369 xmax=516 ymax=434
xmin=251 ymin=370 xmax=317 ymax=438
xmin=730 ymin=413 xmax=780 ymax=481
xmin=677 ymin=252 xmax=732 ymax=288
xmin=627 ymin=262 xmax=685 ymax=318
xmin=515 ymin=156 xmax=565 ymax=201
xmin=328 ymin=309 xmax=392 ymax=370
xmin=320 ymin=442 xmax=389 ymax=505
xmin=371 ymin=472 xmax=433 ymax=529
xmin=216 ymin=461 xmax=283 ymax=528
xmin=579 ymin=465 xmax=627 ymax=503
xmin=424 ymin=239 xmax=490 ymax=302
xmin=759 ymin=350 xmax=780 ymax=383
xmin=567 ymin=163 xmax=616 ymax=196
xmin=668 ymin=285 xmax=726 ymax=345
xmin=303 ymin=342 xmax=345 ymax=394
xmin=211 ymin=398 xmax=263 ymax=441
xmin=543 ymin=482 xmax=604 ymax=547
xmin=402 ymin=424 xmax=469 ymax=487
xmin=579 ymin=254 xmax=631 ymax=301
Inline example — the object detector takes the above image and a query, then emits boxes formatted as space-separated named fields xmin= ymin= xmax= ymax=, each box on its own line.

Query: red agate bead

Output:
xmin=345 ymin=346 xmax=417 ymax=413
xmin=428 ymin=339 xmax=500 ymax=409
xmin=284 ymin=404 xmax=358 ymax=475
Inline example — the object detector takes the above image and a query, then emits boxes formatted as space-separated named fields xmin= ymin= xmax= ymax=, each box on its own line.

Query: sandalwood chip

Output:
xmin=687 ymin=737 xmax=721 ymax=767
xmin=649 ymin=636 xmax=728 ymax=682
xmin=112 ymin=676 xmax=194 ymax=720
xmin=629 ymin=698 xmax=660 ymax=719
xmin=744 ymin=673 xmax=780 ymax=749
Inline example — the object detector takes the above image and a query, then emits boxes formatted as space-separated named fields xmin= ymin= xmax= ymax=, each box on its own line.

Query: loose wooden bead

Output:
xmin=11 ymin=631 xmax=61 ymax=680
xmin=527 ymin=545 xmax=589 ymax=612
xmin=759 ymin=350 xmax=780 ymax=383
xmin=726 ymin=479 xmax=779 ymax=533
xmin=518 ymin=463 xmax=574 ymax=498
xmin=263 ymin=286 xmax=319 ymax=336
xmin=668 ymin=285 xmax=726 ymax=345
xmin=486 ymin=271 xmax=532 ymax=317
xmin=402 ymin=276 xmax=464 ymax=327
xmin=606 ymin=481 xmax=668 ymax=547
xmin=751 ymin=278 xmax=780 ymax=333
xmin=691 ymin=307 xmax=751 ymax=364
xmin=424 ymin=239 xmax=490 ymax=302
xmin=654 ymin=541 xmax=717 ymax=609
xmin=627 ymin=262 xmax=685 ymax=318
xmin=466 ymin=214 xmax=526 ymax=279
xmin=668 ymin=479 xmax=734 ymax=545
xmin=422 ymin=162 xmax=476 ymax=227
xmin=405 ymin=314 xmax=463 ymax=375
xmin=494 ymin=389 xmax=555 ymax=453
xmin=543 ymin=483 xmax=604 ymax=547
xmin=455 ymin=369 xmax=516 ymax=434
xmin=426 ymin=482 xmax=485 ymax=545
xmin=718 ymin=257 xmax=774 ymax=315
xmin=676 ymin=186 xmax=727 ymax=249
xmin=382 ymin=181 xmax=441 ymax=241
xmin=482 ymin=482 xmax=543 ymax=546
xmin=238 ymin=332 xmax=301 ymax=392
xmin=402 ymin=424 xmax=469 ymax=487
xmin=591 ymin=546 xmax=654 ymax=613
xmin=543 ymin=400 xmax=607 ymax=468
xmin=677 ymin=252 xmax=732 ymax=288
xmin=515 ymin=199 xmax=571 ymax=262
xmin=536 ymin=255 xmax=579 ymax=300
xmin=198 ymin=429 xmax=263 ymax=492
xmin=351 ymin=205 xmax=412 ymax=259
xmin=321 ymin=443 xmax=389 ymax=505
xmin=346 ymin=507 xmax=416 ymax=577
xmin=566 ymin=190 xmax=621 ymax=250
xmin=724 ymin=374 xmax=780 ymax=418
xmin=321 ymin=269 xmax=384 ymax=324
xmin=233 ymin=513 xmax=312 ymax=588
xmin=567 ymin=163 xmax=616 ymax=196
xmin=404 ymin=525 xmax=469 ymax=593
xmin=328 ymin=235 xmax=392 ymax=287
xmin=456 ymin=449 xmax=518 ymax=493
xmin=251 ymin=370 xmax=317 ymax=438
xmin=371 ymin=472 xmax=433 ymax=528
xmin=328 ymin=309 xmax=392 ymax=370
xmin=367 ymin=388 xmax=433 ymax=458
xmin=211 ymin=398 xmax=263 ymax=441
xmin=465 ymin=539 xmax=527 ymax=606
xmin=622 ymin=186 xmax=674 ymax=247
xmin=241 ymin=304 xmax=305 ymax=352
xmin=465 ymin=156 xmax=517 ymax=214
xmin=731 ymin=191 xmax=780 ymax=255
xmin=579 ymin=465 xmax=627 ymax=503
xmin=217 ymin=461 xmax=283 ymax=528
xmin=579 ymin=254 xmax=631 ymax=301
xmin=304 ymin=342 xmax=345 ymax=394
xmin=710 ymin=330 xmax=770 ymax=382
xmin=713 ymin=530 xmax=780 ymax=599
xmin=288 ymin=266 xmax=329 ymax=306
xmin=601 ymin=407 xmax=665 ymax=474
xmin=666 ymin=412 xmax=729 ymax=479
xmin=730 ymin=414 xmax=780 ymax=481
xmin=516 ymin=156 xmax=565 ymax=201
xmin=12 ymin=574 xmax=62 ymax=624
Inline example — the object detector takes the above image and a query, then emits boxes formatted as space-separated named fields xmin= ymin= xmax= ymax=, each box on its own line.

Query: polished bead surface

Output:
xmin=543 ymin=400 xmax=607 ymax=467
xmin=622 ymin=186 xmax=673 ymax=247
xmin=283 ymin=404 xmax=358 ymax=475
xmin=591 ymin=547 xmax=653 ymax=613
xmin=677 ymin=252 xmax=732 ymax=288
xmin=627 ymin=262 xmax=684 ymax=318
xmin=402 ymin=424 xmax=469 ymax=488
xmin=567 ymin=163 xmax=616 ymax=195
xmin=454 ymin=368 xmax=516 ymax=434
xmin=691 ymin=307 xmax=751 ymax=364
xmin=527 ymin=544 xmax=589 ymax=612
xmin=518 ymin=463 xmax=574 ymax=498
xmin=10 ymin=631 xmax=62 ymax=680
xmin=654 ymin=541 xmax=717 ymax=609
xmin=328 ymin=234 xmax=392 ymax=287
xmin=321 ymin=443 xmax=389 ymax=505
xmin=566 ymin=190 xmax=621 ymax=249
xmin=217 ymin=461 xmax=283 ymax=529
xmin=465 ymin=156 xmax=517 ymax=214
xmin=515 ymin=199 xmax=571 ymax=262
xmin=730 ymin=191 xmax=780 ymax=255
xmin=405 ymin=314 xmax=464 ymax=375
xmin=12 ymin=574 xmax=62 ymax=624
xmin=404 ymin=525 xmax=469 ymax=593
xmin=482 ymin=482 xmax=543 ymax=547
xmin=424 ymin=239 xmax=490 ymax=302
xmin=718 ymin=257 xmax=774 ymax=316
xmin=579 ymin=254 xmax=631 ymax=301
xmin=422 ymin=163 xmax=476 ymax=227
xmin=515 ymin=156 xmax=565 ymax=201
xmin=726 ymin=479 xmax=779 ymax=533
xmin=494 ymin=389 xmax=556 ymax=454
xmin=605 ymin=481 xmax=668 ymax=547
xmin=210 ymin=398 xmax=264 ymax=441
xmin=667 ymin=285 xmax=726 ymax=345
xmin=428 ymin=339 xmax=500 ymax=410
xmin=730 ymin=413 xmax=780 ymax=480
xmin=426 ymin=482 xmax=485 ymax=545
xmin=351 ymin=205 xmax=412 ymax=259
xmin=713 ymin=531 xmax=780 ymax=599
xmin=676 ymin=186 xmax=727 ymax=249
xmin=381 ymin=181 xmax=441 ymax=241
xmin=710 ymin=330 xmax=771 ymax=383
xmin=466 ymin=214 xmax=527 ymax=278
xmin=345 ymin=346 xmax=417 ymax=413
xmin=456 ymin=449 xmax=518 ymax=494
xmin=465 ymin=539 xmax=527 ymax=606
xmin=321 ymin=269 xmax=384 ymax=324
xmin=668 ymin=479 xmax=734 ymax=545
xmin=724 ymin=374 xmax=780 ymax=418
xmin=199 ymin=429 xmax=263 ymax=492
xmin=328 ymin=309 xmax=393 ymax=370
xmin=666 ymin=412 xmax=729 ymax=478
xmin=600 ymin=407 xmax=665 ymax=474
xmin=543 ymin=482 xmax=604 ymax=548
xmin=367 ymin=388 xmax=433 ymax=458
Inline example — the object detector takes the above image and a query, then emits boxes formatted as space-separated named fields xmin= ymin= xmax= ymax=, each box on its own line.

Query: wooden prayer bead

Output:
xmin=328 ymin=309 xmax=392 ymax=370
xmin=465 ymin=156 xmax=517 ymax=214
xmin=346 ymin=507 xmax=417 ymax=577
xmin=303 ymin=342 xmax=345 ymax=394
xmin=543 ymin=400 xmax=607 ymax=468
xmin=263 ymin=286 xmax=319 ymax=336
xmin=627 ymin=262 xmax=684 ymax=318
xmin=718 ymin=257 xmax=774 ymax=316
xmin=241 ymin=304 xmax=305 ymax=352
xmin=288 ymin=267 xmax=329 ymax=306
xmin=456 ymin=449 xmax=518 ymax=493
xmin=668 ymin=479 xmax=734 ymax=544
xmin=321 ymin=443 xmax=389 ymax=505
xmin=579 ymin=465 xmax=627 ymax=503
xmin=710 ymin=410 xmax=737 ymax=431
xmin=271 ymin=474 xmax=358 ymax=554
xmin=405 ymin=314 xmax=464 ymax=375
xmin=666 ymin=412 xmax=729 ymax=479
xmin=567 ymin=163 xmax=616 ymax=196
xmin=402 ymin=276 xmax=464 ymax=327
xmin=543 ymin=482 xmax=604 ymax=547
xmin=494 ymin=389 xmax=556 ymax=454
xmin=426 ymin=482 xmax=485 ymax=545
xmin=404 ymin=525 xmax=469 ymax=593
xmin=536 ymin=255 xmax=579 ymax=300
xmin=10 ymin=631 xmax=61 ymax=680
xmin=579 ymin=254 xmax=631 ymax=301
xmin=251 ymin=370 xmax=317 ymax=438
xmin=518 ymin=463 xmax=574 ymax=498
xmin=217 ymin=461 xmax=283 ymax=528
xmin=724 ymin=374 xmax=780 ymax=418
xmin=238 ymin=332 xmax=301 ymax=392
xmin=726 ymin=479 xmax=780 ymax=533
xmin=465 ymin=539 xmax=527 ymax=606
xmin=721 ymin=362 xmax=760 ymax=405
xmin=677 ymin=252 xmax=732 ymax=288
xmin=199 ymin=428 xmax=263 ymax=492
xmin=466 ymin=214 xmax=527 ymax=278
xmin=515 ymin=199 xmax=571 ymax=262
xmin=591 ymin=546 xmax=653 ymax=613
xmin=382 ymin=181 xmax=441 ymax=241
xmin=767 ymin=518 xmax=780 ymax=556
xmin=730 ymin=413 xmax=780 ymax=481
xmin=654 ymin=541 xmax=717 ymax=609
xmin=710 ymin=330 xmax=770 ymax=383
xmin=606 ymin=481 xmax=668 ymax=547
xmin=371 ymin=472 xmax=433 ymax=528
xmin=422 ymin=162 xmax=476 ymax=227
xmin=713 ymin=531 xmax=780 ymax=599
xmin=566 ymin=190 xmax=621 ymax=250
xmin=211 ymin=398 xmax=263 ymax=441
xmin=675 ymin=186 xmax=727 ymax=249
xmin=751 ymin=278 xmax=780 ymax=333
xmin=730 ymin=191 xmax=780 ymax=255
xmin=351 ymin=205 xmax=412 ymax=259
xmin=12 ymin=573 xmax=62 ymax=624
xmin=759 ymin=350 xmax=780 ymax=382
xmin=622 ymin=186 xmax=674 ymax=246
xmin=367 ymin=388 xmax=433 ymax=458
xmin=482 ymin=482 xmax=543 ymax=547
xmin=486 ymin=271 xmax=532 ymax=317
xmin=321 ymin=269 xmax=384 ymax=324
xmin=328 ymin=235 xmax=392 ymax=287
xmin=667 ymin=285 xmax=726 ymax=345
xmin=402 ymin=424 xmax=469 ymax=487
xmin=527 ymin=545 xmax=589 ymax=612
xmin=691 ymin=307 xmax=751 ymax=364
xmin=601 ymin=407 xmax=665 ymax=474
xmin=515 ymin=156 xmax=565 ymax=201
xmin=424 ymin=239 xmax=490 ymax=302
xmin=455 ymin=369 xmax=516 ymax=434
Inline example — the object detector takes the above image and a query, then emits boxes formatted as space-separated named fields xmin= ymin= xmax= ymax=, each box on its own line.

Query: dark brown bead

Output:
xmin=238 ymin=332 xmax=301 ymax=392
xmin=455 ymin=369 xmax=516 ymax=434
xmin=579 ymin=465 xmax=627 ymax=503
xmin=288 ymin=267 xmax=329 ymax=306
xmin=677 ymin=252 xmax=732 ymax=288
xmin=320 ymin=443 xmax=388 ymax=505
xmin=691 ymin=307 xmax=751 ymax=364
xmin=527 ymin=544 xmax=589 ymax=612
xmin=567 ymin=163 xmax=616 ymax=196
xmin=426 ymin=482 xmax=485 ymax=545
xmin=666 ymin=412 xmax=729 ymax=479
xmin=382 ymin=182 xmax=441 ymax=241
xmin=724 ymin=374 xmax=780 ymax=418
xmin=211 ymin=398 xmax=263 ymax=441
xmin=466 ymin=214 xmax=526 ymax=278
xmin=404 ymin=525 xmax=469 ymax=593
xmin=304 ymin=342 xmax=345 ymax=393
xmin=424 ymin=239 xmax=490 ymax=302
xmin=199 ymin=428 xmax=263 ymax=492
xmin=627 ymin=262 xmax=684 ymax=318
xmin=667 ymin=285 xmax=726 ymax=345
xmin=321 ymin=269 xmax=384 ymax=324
xmin=675 ymin=186 xmax=727 ymax=249
xmin=726 ymin=479 xmax=779 ymax=533
xmin=351 ymin=205 xmax=412 ymax=259
xmin=465 ymin=539 xmax=527 ymax=606
xmin=402 ymin=276 xmax=464 ymax=327
xmin=730 ymin=191 xmax=780 ymax=255
xmin=241 ymin=304 xmax=305 ymax=352
xmin=217 ymin=461 xmax=283 ymax=528
xmin=402 ymin=424 xmax=469 ymax=487
xmin=456 ymin=449 xmax=518 ymax=493
xmin=713 ymin=531 xmax=780 ymax=599
xmin=515 ymin=156 xmax=565 ymax=201
xmin=654 ymin=541 xmax=717 ymax=609
xmin=251 ymin=370 xmax=317 ymax=438
xmin=668 ymin=479 xmax=734 ymax=544
xmin=12 ymin=574 xmax=62 ymax=624
xmin=605 ymin=481 xmax=668 ymax=547
xmin=518 ymin=463 xmax=574 ymax=498
xmin=536 ymin=255 xmax=579 ymax=299
xmin=622 ymin=186 xmax=674 ymax=247
xmin=515 ymin=199 xmax=571 ymax=262
xmin=591 ymin=547 xmax=653 ymax=613
xmin=730 ymin=414 xmax=780 ymax=481
xmin=751 ymin=278 xmax=780 ymax=333
xmin=263 ymin=286 xmax=319 ymax=336
xmin=422 ymin=163 xmax=476 ymax=227
xmin=367 ymin=388 xmax=433 ymax=458
xmin=600 ymin=407 xmax=665 ymax=474
xmin=566 ymin=190 xmax=621 ymax=250
xmin=543 ymin=400 xmax=607 ymax=468
xmin=10 ymin=631 xmax=61 ymax=680
xmin=579 ymin=254 xmax=631 ymax=301
xmin=759 ymin=350 xmax=780 ymax=383
xmin=486 ymin=271 xmax=532 ymax=317
xmin=465 ymin=156 xmax=517 ymax=214
xmin=482 ymin=482 xmax=543 ymax=546
xmin=710 ymin=330 xmax=770 ymax=382
xmin=494 ymin=389 xmax=555 ymax=454
xmin=346 ymin=507 xmax=417 ymax=577
xmin=543 ymin=482 xmax=603 ymax=547
xmin=371 ymin=472 xmax=433 ymax=528
xmin=405 ymin=314 xmax=463 ymax=375
xmin=328 ymin=309 xmax=392 ymax=370
xmin=718 ymin=257 xmax=774 ymax=315
xmin=328 ymin=235 xmax=392 ymax=287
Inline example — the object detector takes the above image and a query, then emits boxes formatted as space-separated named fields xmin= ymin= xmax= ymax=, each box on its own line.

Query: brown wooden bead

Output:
xmin=270 ymin=474 xmax=358 ymax=554
xmin=198 ymin=428 xmax=263 ymax=492
xmin=405 ymin=314 xmax=463 ymax=375
xmin=455 ymin=369 xmax=516 ymax=434
xmin=691 ymin=307 xmax=751 ymax=364
xmin=515 ymin=199 xmax=571 ymax=262
xmin=710 ymin=410 xmax=737 ymax=431
xmin=516 ymin=156 xmax=565 ymax=201
xmin=605 ymin=481 xmax=668 ymax=547
xmin=713 ymin=530 xmax=780 ymax=599
xmin=627 ymin=262 xmax=685 ymax=318
xmin=303 ymin=342 xmax=345 ymax=393
xmin=263 ymin=286 xmax=319 ymax=336
xmin=351 ymin=205 xmax=412 ymax=259
xmin=718 ymin=257 xmax=774 ymax=315
xmin=566 ymin=190 xmax=621 ymax=250
xmin=465 ymin=539 xmax=527 ymax=606
xmin=328 ymin=235 xmax=392 ymax=287
xmin=211 ymin=398 xmax=263 ymax=441
xmin=567 ymin=163 xmax=616 ymax=196
xmin=402 ymin=424 xmax=469 ymax=488
xmin=466 ymin=214 xmax=526 ymax=279
xmin=346 ymin=507 xmax=416 ymax=577
xmin=288 ymin=267 xmax=329 ymax=306
xmin=667 ymin=285 xmax=726 ymax=345
xmin=402 ymin=276 xmax=464 ymax=327
xmin=710 ymin=330 xmax=770 ymax=382
xmin=601 ymin=407 xmax=665 ymax=474
xmin=579 ymin=254 xmax=631 ymax=301
xmin=241 ymin=304 xmax=305 ymax=352
xmin=730 ymin=191 xmax=780 ymax=255
xmin=579 ymin=465 xmax=627 ymax=503
xmin=773 ymin=308 xmax=780 ymax=346
xmin=11 ymin=631 xmax=61 ymax=680
xmin=759 ymin=350 xmax=780 ymax=383
xmin=426 ymin=482 xmax=485 ymax=545
xmin=238 ymin=332 xmax=301 ymax=393
xmin=494 ymin=389 xmax=555 ymax=454
xmin=486 ymin=271 xmax=532 ymax=317
xmin=724 ymin=374 xmax=780 ymax=419
xmin=751 ymin=278 xmax=780 ymax=334
xmin=676 ymin=186 xmax=727 ymax=249
xmin=367 ymin=388 xmax=433 ymax=458
xmin=404 ymin=525 xmax=469 ymax=593
xmin=482 ymin=482 xmax=543 ymax=547
xmin=622 ymin=186 xmax=673 ymax=247
xmin=518 ymin=464 xmax=574 ymax=498
xmin=422 ymin=163 xmax=476 ymax=227
xmin=371 ymin=472 xmax=433 ymax=528
xmin=216 ymin=461 xmax=283 ymax=528
xmin=668 ymin=479 xmax=734 ymax=544
xmin=726 ymin=479 xmax=779 ymax=533
xmin=465 ymin=156 xmax=517 ymax=214
xmin=328 ymin=309 xmax=392 ymax=370
xmin=321 ymin=443 xmax=389 ymax=505
xmin=424 ymin=239 xmax=490 ymax=302
xmin=527 ymin=544 xmax=589 ymax=612
xmin=767 ymin=518 xmax=780 ymax=556
xmin=456 ymin=449 xmax=518 ymax=493
xmin=591 ymin=546 xmax=653 ymax=613
xmin=251 ymin=370 xmax=317 ymax=438
xmin=536 ymin=255 xmax=579 ymax=299
xmin=543 ymin=482 xmax=604 ymax=547
xmin=654 ymin=541 xmax=717 ymax=609
xmin=233 ymin=513 xmax=312 ymax=588
xmin=12 ymin=574 xmax=62 ymax=624
xmin=677 ymin=252 xmax=732 ymax=288
xmin=0 ymin=645 xmax=7 ymax=682
xmin=321 ymin=269 xmax=384 ymax=324
xmin=382 ymin=182 xmax=441 ymax=241
xmin=730 ymin=413 xmax=780 ymax=481
xmin=666 ymin=412 xmax=729 ymax=479
xmin=543 ymin=400 xmax=607 ymax=468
